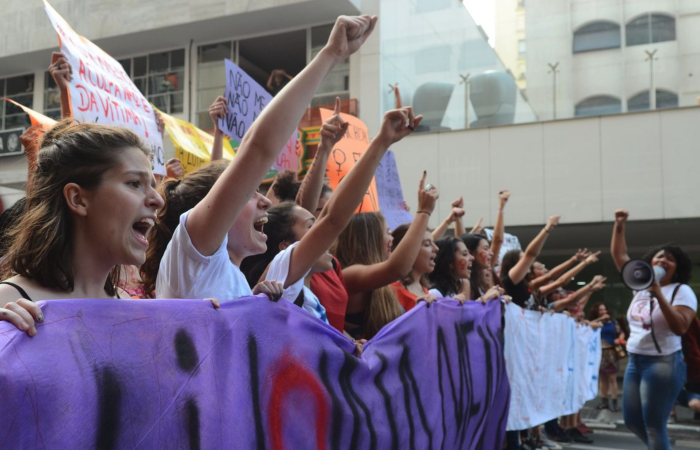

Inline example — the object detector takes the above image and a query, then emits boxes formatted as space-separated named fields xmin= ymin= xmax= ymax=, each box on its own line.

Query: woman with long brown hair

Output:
xmin=0 ymin=120 xmax=164 ymax=335
xmin=334 ymin=174 xmax=437 ymax=339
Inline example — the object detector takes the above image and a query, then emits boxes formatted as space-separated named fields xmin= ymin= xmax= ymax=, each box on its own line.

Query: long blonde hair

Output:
xmin=335 ymin=212 xmax=403 ymax=339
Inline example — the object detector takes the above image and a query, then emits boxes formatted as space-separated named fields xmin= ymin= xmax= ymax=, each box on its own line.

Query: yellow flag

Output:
xmin=156 ymin=108 xmax=235 ymax=174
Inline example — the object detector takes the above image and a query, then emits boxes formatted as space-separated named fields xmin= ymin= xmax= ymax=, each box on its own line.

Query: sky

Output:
xmin=462 ymin=0 xmax=496 ymax=47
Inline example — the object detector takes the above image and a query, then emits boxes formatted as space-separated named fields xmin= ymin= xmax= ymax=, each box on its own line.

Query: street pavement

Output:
xmin=577 ymin=397 xmax=700 ymax=449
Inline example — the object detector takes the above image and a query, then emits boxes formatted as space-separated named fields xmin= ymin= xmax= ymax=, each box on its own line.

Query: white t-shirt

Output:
xmin=626 ymin=283 xmax=698 ymax=356
xmin=266 ymin=242 xmax=329 ymax=324
xmin=429 ymin=288 xmax=455 ymax=299
xmin=156 ymin=210 xmax=252 ymax=302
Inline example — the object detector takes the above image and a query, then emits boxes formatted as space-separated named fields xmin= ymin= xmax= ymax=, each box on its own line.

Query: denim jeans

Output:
xmin=623 ymin=351 xmax=686 ymax=450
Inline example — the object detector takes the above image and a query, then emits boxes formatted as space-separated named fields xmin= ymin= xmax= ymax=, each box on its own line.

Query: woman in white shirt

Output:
xmin=611 ymin=209 xmax=697 ymax=450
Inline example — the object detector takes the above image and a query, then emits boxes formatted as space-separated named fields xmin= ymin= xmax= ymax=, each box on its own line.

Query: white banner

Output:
xmin=504 ymin=303 xmax=601 ymax=430
xmin=44 ymin=0 xmax=165 ymax=175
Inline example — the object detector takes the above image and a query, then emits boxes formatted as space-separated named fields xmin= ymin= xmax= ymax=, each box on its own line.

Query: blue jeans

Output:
xmin=623 ymin=351 xmax=686 ymax=450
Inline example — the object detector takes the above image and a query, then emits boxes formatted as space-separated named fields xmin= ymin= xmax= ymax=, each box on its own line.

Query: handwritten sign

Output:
xmin=504 ymin=303 xmax=601 ymax=430
xmin=375 ymin=150 xmax=413 ymax=229
xmin=319 ymin=108 xmax=378 ymax=213
xmin=157 ymin=108 xmax=235 ymax=174
xmin=219 ymin=59 xmax=298 ymax=180
xmin=43 ymin=0 xmax=165 ymax=175
xmin=483 ymin=228 xmax=522 ymax=267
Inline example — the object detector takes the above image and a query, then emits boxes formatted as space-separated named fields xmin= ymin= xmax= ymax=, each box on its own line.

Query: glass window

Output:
xmin=311 ymin=24 xmax=349 ymax=105
xmin=518 ymin=40 xmax=526 ymax=58
xmin=573 ymin=21 xmax=621 ymax=53
xmin=626 ymin=13 xmax=675 ymax=46
xmin=121 ymin=49 xmax=186 ymax=114
xmin=575 ymin=95 xmax=621 ymax=117
xmin=197 ymin=40 xmax=235 ymax=131
xmin=1 ymin=74 xmax=34 ymax=131
xmin=628 ymin=89 xmax=678 ymax=111
xmin=43 ymin=71 xmax=62 ymax=120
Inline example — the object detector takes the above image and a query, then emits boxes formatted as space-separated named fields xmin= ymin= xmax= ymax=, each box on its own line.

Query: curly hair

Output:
xmin=643 ymin=244 xmax=693 ymax=284
xmin=271 ymin=170 xmax=300 ymax=202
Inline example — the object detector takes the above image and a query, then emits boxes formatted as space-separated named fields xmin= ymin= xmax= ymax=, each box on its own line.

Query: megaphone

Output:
xmin=621 ymin=259 xmax=666 ymax=291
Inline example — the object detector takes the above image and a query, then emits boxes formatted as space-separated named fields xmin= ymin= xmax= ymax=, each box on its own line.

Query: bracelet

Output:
xmin=544 ymin=227 xmax=551 ymax=233
xmin=416 ymin=210 xmax=431 ymax=216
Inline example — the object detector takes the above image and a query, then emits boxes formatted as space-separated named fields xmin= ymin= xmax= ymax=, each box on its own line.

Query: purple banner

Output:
xmin=375 ymin=150 xmax=413 ymax=230
xmin=0 ymin=297 xmax=508 ymax=449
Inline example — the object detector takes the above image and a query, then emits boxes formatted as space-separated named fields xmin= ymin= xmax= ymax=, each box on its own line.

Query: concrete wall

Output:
xmin=393 ymin=106 xmax=700 ymax=230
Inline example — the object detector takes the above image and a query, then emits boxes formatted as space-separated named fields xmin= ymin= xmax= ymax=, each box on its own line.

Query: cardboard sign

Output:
xmin=219 ymin=59 xmax=298 ymax=181
xmin=375 ymin=150 xmax=413 ymax=229
xmin=483 ymin=228 xmax=522 ymax=267
xmin=0 ymin=298 xmax=508 ymax=449
xmin=319 ymin=108 xmax=378 ymax=213
xmin=157 ymin=108 xmax=235 ymax=174
xmin=43 ymin=0 xmax=165 ymax=175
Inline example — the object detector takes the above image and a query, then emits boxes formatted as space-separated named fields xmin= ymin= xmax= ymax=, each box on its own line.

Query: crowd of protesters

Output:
xmin=0 ymin=13 xmax=696 ymax=450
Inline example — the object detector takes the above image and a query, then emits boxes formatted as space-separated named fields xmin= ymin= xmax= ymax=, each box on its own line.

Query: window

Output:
xmin=119 ymin=49 xmax=185 ymax=115
xmin=518 ymin=0 xmax=525 ymax=7
xmin=627 ymin=89 xmax=678 ymax=111
xmin=197 ymin=41 xmax=235 ymax=131
xmin=626 ymin=13 xmax=675 ymax=46
xmin=518 ymin=39 xmax=526 ymax=58
xmin=43 ymin=71 xmax=62 ymax=120
xmin=575 ymin=95 xmax=622 ymax=117
xmin=573 ymin=21 xmax=621 ymax=53
xmin=311 ymin=24 xmax=349 ymax=107
xmin=1 ymin=74 xmax=33 ymax=131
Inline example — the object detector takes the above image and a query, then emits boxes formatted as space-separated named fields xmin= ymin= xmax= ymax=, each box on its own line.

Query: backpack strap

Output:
xmin=650 ymin=284 xmax=683 ymax=354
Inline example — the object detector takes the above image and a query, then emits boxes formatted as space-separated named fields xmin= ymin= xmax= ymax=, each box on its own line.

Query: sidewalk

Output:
xmin=581 ymin=397 xmax=700 ymax=440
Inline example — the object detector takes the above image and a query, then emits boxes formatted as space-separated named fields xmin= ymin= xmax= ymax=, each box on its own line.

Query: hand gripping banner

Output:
xmin=0 ymin=298 xmax=509 ymax=449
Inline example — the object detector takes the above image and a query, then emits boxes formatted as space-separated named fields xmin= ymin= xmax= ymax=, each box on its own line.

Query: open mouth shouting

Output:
xmin=132 ymin=217 xmax=155 ymax=246
xmin=253 ymin=215 xmax=268 ymax=239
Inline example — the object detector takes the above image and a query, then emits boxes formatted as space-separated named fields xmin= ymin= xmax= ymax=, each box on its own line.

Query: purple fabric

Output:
xmin=0 ymin=297 xmax=509 ymax=449
xmin=374 ymin=150 xmax=414 ymax=230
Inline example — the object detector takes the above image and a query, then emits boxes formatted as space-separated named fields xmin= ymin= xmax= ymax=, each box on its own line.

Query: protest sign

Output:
xmin=484 ymin=228 xmax=522 ymax=267
xmin=319 ymin=108 xmax=378 ymax=212
xmin=0 ymin=298 xmax=508 ymax=449
xmin=375 ymin=150 xmax=413 ymax=229
xmin=504 ymin=303 xmax=601 ymax=430
xmin=157 ymin=108 xmax=235 ymax=174
xmin=219 ymin=59 xmax=299 ymax=181
xmin=43 ymin=0 xmax=165 ymax=175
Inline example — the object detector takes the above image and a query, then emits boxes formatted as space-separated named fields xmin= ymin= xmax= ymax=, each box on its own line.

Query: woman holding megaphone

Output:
xmin=611 ymin=209 xmax=697 ymax=450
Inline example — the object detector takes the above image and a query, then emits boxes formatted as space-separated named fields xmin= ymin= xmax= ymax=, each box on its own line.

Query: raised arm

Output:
xmin=539 ymin=252 xmax=600 ymax=297
xmin=490 ymin=190 xmax=510 ymax=261
xmin=611 ymin=209 xmax=630 ymax=272
xmin=432 ymin=201 xmax=465 ymax=240
xmin=297 ymin=97 xmax=346 ymax=213
xmin=186 ymin=15 xmax=377 ymax=256
xmin=48 ymin=52 xmax=73 ymax=119
xmin=507 ymin=215 xmax=560 ymax=284
xmin=208 ymin=96 xmax=227 ymax=162
xmin=452 ymin=196 xmax=466 ymax=237
xmin=285 ymin=107 xmax=422 ymax=285
xmin=343 ymin=172 xmax=437 ymax=294
xmin=531 ymin=248 xmax=590 ymax=289
xmin=550 ymin=275 xmax=606 ymax=312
